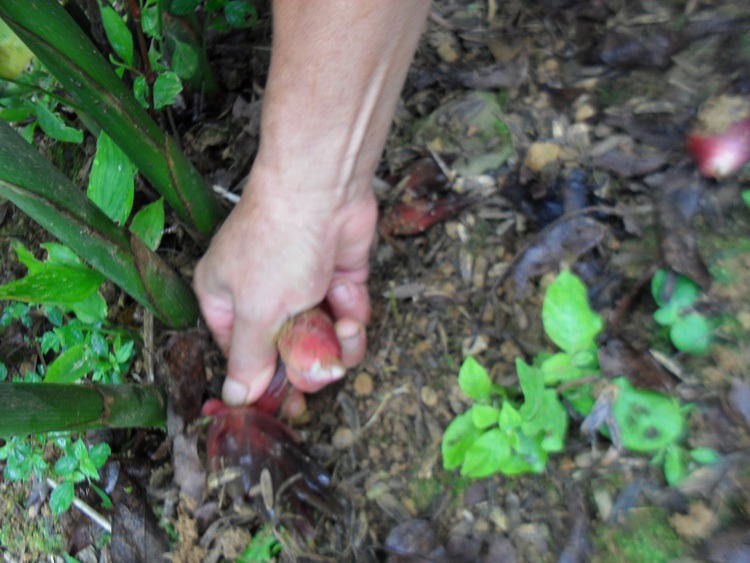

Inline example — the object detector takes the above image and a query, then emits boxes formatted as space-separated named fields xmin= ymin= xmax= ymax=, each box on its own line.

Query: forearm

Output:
xmin=253 ymin=0 xmax=431 ymax=208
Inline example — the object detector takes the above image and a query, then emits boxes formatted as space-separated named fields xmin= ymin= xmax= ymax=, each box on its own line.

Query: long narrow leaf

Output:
xmin=0 ymin=383 xmax=166 ymax=435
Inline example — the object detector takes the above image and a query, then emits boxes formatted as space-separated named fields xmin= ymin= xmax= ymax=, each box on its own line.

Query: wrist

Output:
xmin=247 ymin=148 xmax=375 ymax=212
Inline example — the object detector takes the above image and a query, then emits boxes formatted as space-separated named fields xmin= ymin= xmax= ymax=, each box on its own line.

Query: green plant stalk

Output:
xmin=0 ymin=120 xmax=199 ymax=328
xmin=0 ymin=383 xmax=166 ymax=435
xmin=0 ymin=0 xmax=223 ymax=237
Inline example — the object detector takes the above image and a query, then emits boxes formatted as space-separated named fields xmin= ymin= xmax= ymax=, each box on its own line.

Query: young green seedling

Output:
xmin=651 ymin=269 xmax=713 ymax=355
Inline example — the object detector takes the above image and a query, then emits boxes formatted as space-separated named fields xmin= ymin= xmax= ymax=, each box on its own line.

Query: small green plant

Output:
xmin=0 ymin=241 xmax=137 ymax=384
xmin=0 ymin=433 xmax=112 ymax=515
xmin=442 ymin=270 xmax=720 ymax=485
xmin=651 ymin=269 xmax=714 ymax=355
xmin=236 ymin=524 xmax=281 ymax=563
xmin=0 ymin=434 xmax=48 ymax=481
xmin=48 ymin=436 xmax=111 ymax=514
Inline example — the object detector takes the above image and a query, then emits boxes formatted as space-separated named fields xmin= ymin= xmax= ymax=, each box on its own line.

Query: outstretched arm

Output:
xmin=194 ymin=1 xmax=431 ymax=410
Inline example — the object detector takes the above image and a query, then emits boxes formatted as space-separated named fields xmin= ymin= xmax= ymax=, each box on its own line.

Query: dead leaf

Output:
xmin=163 ymin=331 xmax=207 ymax=425
xmin=512 ymin=216 xmax=608 ymax=296
xmin=655 ymin=168 xmax=712 ymax=290
xmin=173 ymin=433 xmax=206 ymax=509
xmin=728 ymin=377 xmax=750 ymax=429
xmin=598 ymin=336 xmax=677 ymax=392
xmin=111 ymin=466 xmax=170 ymax=562
xmin=668 ymin=502 xmax=717 ymax=540
xmin=593 ymin=151 xmax=668 ymax=178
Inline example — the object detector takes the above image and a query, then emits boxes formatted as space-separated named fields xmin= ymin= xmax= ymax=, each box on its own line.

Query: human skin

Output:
xmin=194 ymin=1 xmax=431 ymax=411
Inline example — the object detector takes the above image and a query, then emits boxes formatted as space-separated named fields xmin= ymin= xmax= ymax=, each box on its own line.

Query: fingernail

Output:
xmin=222 ymin=379 xmax=250 ymax=406
xmin=338 ymin=324 xmax=361 ymax=359
xmin=330 ymin=282 xmax=353 ymax=307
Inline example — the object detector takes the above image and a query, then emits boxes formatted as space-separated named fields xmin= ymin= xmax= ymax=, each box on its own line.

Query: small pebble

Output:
xmin=353 ymin=372 xmax=373 ymax=396
xmin=332 ymin=427 xmax=356 ymax=449
xmin=462 ymin=334 xmax=489 ymax=356
xmin=593 ymin=489 xmax=612 ymax=520
xmin=421 ymin=386 xmax=438 ymax=407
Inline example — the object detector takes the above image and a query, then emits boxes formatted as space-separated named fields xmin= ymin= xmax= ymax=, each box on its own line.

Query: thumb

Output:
xmin=222 ymin=314 xmax=279 ymax=406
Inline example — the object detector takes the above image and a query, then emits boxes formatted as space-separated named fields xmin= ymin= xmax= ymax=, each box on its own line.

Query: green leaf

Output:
xmin=70 ymin=291 xmax=107 ymax=324
xmin=0 ymin=265 xmax=104 ymax=305
xmin=141 ymin=6 xmax=159 ymax=37
xmin=87 ymin=132 xmax=137 ymax=226
xmin=33 ymin=100 xmax=83 ymax=143
xmin=540 ymin=352 xmax=583 ymax=385
xmin=133 ymin=75 xmax=149 ymax=108
xmin=689 ymin=447 xmax=721 ymax=465
xmin=653 ymin=306 xmax=678 ymax=326
xmin=503 ymin=432 xmax=547 ymax=474
xmin=458 ymin=357 xmax=491 ymax=401
xmin=562 ymin=383 xmax=595 ymax=416
xmin=170 ymin=39 xmax=199 ymax=79
xmin=152 ymin=71 xmax=183 ymax=110
xmin=441 ymin=411 xmax=483 ymax=470
xmin=72 ymin=439 xmax=87 ymax=460
xmin=224 ymin=0 xmax=258 ymax=28
xmin=517 ymin=358 xmax=543 ymax=420
xmin=90 ymin=483 xmax=112 ymax=510
xmin=471 ymin=404 xmax=501 ymax=430
xmin=130 ymin=198 xmax=164 ymax=250
xmin=521 ymin=389 xmax=567 ymax=450
xmin=41 ymin=331 xmax=60 ymax=354
xmin=14 ymin=242 xmax=43 ymax=272
xmin=114 ymin=340 xmax=134 ymax=364
xmin=651 ymin=270 xmax=701 ymax=310
xmin=742 ymin=190 xmax=750 ymax=208
xmin=99 ymin=4 xmax=134 ymax=66
xmin=169 ymin=0 xmax=202 ymax=15
xmin=460 ymin=429 xmax=511 ymax=478
xmin=238 ymin=525 xmax=281 ymax=563
xmin=44 ymin=343 xmax=93 ymax=383
xmin=542 ymin=270 xmax=603 ymax=353
xmin=49 ymin=480 xmax=75 ymax=514
xmin=88 ymin=443 xmax=111 ymax=468
xmin=498 ymin=401 xmax=522 ymax=430
xmin=612 ymin=377 xmax=685 ymax=454
xmin=42 ymin=243 xmax=84 ymax=267
xmin=540 ymin=391 xmax=567 ymax=452
xmin=664 ymin=445 xmax=688 ymax=486
xmin=78 ymin=457 xmax=99 ymax=480
xmin=670 ymin=314 xmax=712 ymax=355
xmin=54 ymin=455 xmax=78 ymax=476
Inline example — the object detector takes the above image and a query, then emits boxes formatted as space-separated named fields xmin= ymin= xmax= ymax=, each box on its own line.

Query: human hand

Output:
xmin=193 ymin=170 xmax=377 ymax=411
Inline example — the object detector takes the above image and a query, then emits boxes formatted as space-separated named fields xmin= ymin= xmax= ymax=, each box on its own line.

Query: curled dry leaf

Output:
xmin=379 ymin=195 xmax=482 ymax=237
xmin=511 ymin=216 xmax=608 ymax=296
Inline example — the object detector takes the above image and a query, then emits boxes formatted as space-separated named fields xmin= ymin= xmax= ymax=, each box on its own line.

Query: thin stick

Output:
xmin=46 ymin=478 xmax=112 ymax=534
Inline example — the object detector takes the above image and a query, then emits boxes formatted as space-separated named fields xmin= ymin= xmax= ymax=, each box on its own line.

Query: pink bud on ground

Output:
xmin=277 ymin=308 xmax=345 ymax=385
xmin=687 ymin=117 xmax=750 ymax=179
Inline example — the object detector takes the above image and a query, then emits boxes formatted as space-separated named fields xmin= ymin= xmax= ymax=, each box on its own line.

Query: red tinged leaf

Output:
xmin=686 ymin=117 xmax=750 ymax=178
xmin=379 ymin=195 xmax=480 ymax=237
xmin=201 ymin=306 xmax=344 ymax=539
xmin=202 ymin=398 xmax=339 ymax=538
xmin=276 ymin=307 xmax=344 ymax=385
